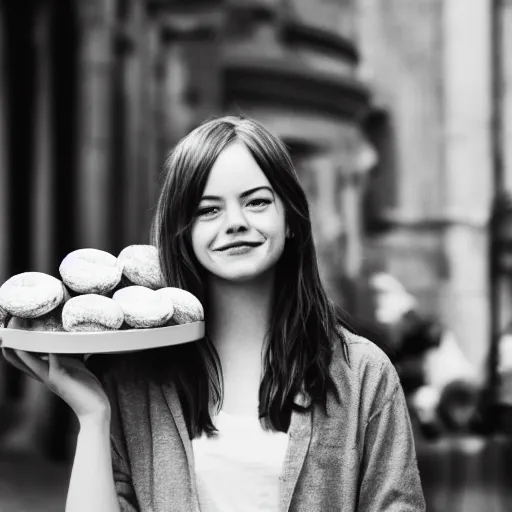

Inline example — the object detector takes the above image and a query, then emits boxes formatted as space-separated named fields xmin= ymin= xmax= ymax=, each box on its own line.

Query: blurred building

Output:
xmin=358 ymin=0 xmax=512 ymax=392
xmin=5 ymin=2 xmax=512 ymax=508
xmin=0 ymin=0 xmax=511 ymax=407
xmin=0 ymin=0 xmax=381 ymax=460
xmin=357 ymin=0 xmax=494 ymax=377
xmin=0 ymin=0 xmax=375 ymax=310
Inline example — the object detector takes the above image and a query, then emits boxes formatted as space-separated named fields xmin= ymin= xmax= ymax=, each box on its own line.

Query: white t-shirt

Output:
xmin=192 ymin=411 xmax=289 ymax=512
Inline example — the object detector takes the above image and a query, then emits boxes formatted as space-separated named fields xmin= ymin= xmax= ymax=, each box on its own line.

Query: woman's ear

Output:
xmin=285 ymin=226 xmax=294 ymax=239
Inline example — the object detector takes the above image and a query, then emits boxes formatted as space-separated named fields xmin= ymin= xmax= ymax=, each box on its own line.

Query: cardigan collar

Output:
xmin=162 ymin=382 xmax=312 ymax=512
xmin=162 ymin=382 xmax=201 ymax=512
xmin=279 ymin=397 xmax=312 ymax=512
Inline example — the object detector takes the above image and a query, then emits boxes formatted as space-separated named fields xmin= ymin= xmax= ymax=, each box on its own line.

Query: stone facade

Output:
xmin=358 ymin=0 xmax=493 ymax=374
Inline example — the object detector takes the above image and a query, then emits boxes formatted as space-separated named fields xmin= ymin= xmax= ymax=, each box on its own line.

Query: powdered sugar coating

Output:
xmin=59 ymin=248 xmax=123 ymax=295
xmin=117 ymin=245 xmax=164 ymax=290
xmin=112 ymin=286 xmax=174 ymax=328
xmin=62 ymin=294 xmax=124 ymax=332
xmin=156 ymin=287 xmax=204 ymax=325
xmin=0 ymin=272 xmax=65 ymax=318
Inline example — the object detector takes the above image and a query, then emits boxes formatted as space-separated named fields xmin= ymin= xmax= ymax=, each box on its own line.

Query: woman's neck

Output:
xmin=207 ymin=273 xmax=274 ymax=346
xmin=206 ymin=271 xmax=275 ymax=416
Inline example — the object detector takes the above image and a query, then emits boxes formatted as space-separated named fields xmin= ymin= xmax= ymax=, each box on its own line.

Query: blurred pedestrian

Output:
xmin=494 ymin=324 xmax=512 ymax=433
xmin=370 ymin=272 xmax=480 ymax=438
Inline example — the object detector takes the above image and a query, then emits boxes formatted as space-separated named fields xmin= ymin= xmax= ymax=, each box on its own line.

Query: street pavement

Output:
xmin=0 ymin=451 xmax=68 ymax=511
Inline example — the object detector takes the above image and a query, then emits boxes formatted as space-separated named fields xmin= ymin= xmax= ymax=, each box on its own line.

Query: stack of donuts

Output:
xmin=0 ymin=245 xmax=203 ymax=334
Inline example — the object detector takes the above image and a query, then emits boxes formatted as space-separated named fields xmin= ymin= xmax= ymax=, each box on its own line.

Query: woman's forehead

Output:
xmin=202 ymin=142 xmax=271 ymax=196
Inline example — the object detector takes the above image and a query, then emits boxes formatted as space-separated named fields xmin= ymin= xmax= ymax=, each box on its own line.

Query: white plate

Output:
xmin=0 ymin=321 xmax=204 ymax=354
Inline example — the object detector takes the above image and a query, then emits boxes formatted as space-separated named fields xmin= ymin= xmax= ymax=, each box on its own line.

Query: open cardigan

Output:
xmin=98 ymin=330 xmax=426 ymax=512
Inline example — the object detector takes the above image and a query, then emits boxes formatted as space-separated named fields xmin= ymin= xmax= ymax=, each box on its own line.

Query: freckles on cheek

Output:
xmin=192 ymin=224 xmax=216 ymax=253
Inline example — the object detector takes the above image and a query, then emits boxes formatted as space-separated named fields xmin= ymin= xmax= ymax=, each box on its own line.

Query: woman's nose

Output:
xmin=224 ymin=204 xmax=249 ymax=234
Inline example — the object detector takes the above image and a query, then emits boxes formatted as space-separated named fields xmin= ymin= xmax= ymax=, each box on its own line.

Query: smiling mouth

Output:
xmin=215 ymin=241 xmax=263 ymax=251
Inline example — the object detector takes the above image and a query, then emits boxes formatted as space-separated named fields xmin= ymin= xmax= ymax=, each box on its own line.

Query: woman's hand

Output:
xmin=1 ymin=345 xmax=111 ymax=424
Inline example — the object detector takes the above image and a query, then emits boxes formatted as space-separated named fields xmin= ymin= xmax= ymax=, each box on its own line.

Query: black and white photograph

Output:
xmin=0 ymin=1 xmax=510 ymax=511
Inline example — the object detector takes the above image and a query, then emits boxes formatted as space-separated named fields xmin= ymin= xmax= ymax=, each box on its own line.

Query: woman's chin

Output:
xmin=219 ymin=270 xmax=264 ymax=283
xmin=212 ymin=262 xmax=274 ymax=283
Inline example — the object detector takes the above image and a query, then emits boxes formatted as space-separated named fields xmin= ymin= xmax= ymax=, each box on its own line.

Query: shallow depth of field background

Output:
xmin=1 ymin=1 xmax=512 ymax=510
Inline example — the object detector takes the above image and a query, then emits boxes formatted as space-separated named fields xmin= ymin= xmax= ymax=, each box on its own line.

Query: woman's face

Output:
xmin=191 ymin=141 xmax=287 ymax=283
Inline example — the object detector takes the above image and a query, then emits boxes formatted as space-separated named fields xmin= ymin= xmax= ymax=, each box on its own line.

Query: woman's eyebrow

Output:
xmin=200 ymin=186 xmax=273 ymax=201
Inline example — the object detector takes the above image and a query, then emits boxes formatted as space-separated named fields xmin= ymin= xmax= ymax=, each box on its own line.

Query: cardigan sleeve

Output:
xmin=110 ymin=433 xmax=139 ymax=512
xmin=357 ymin=379 xmax=426 ymax=511
xmin=93 ymin=361 xmax=140 ymax=512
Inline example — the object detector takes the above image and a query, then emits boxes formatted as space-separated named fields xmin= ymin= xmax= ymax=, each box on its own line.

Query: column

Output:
xmin=498 ymin=0 xmax=512 ymax=322
xmin=115 ymin=0 xmax=153 ymax=245
xmin=0 ymin=3 xmax=8 ymax=283
xmin=74 ymin=0 xmax=116 ymax=250
xmin=0 ymin=0 xmax=9 ymax=407
xmin=140 ymin=6 xmax=161 ymax=234
xmin=499 ymin=0 xmax=512 ymax=193
xmin=337 ymin=128 xmax=377 ymax=280
xmin=441 ymin=0 xmax=493 ymax=373
xmin=494 ymin=0 xmax=512 ymax=402
xmin=155 ymin=4 xmax=223 ymax=162
xmin=31 ymin=1 xmax=54 ymax=273
xmin=337 ymin=127 xmax=377 ymax=319
xmin=310 ymin=151 xmax=345 ymax=299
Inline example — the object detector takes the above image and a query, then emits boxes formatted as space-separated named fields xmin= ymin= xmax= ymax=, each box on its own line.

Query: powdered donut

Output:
xmin=0 ymin=272 xmax=65 ymax=319
xmin=59 ymin=248 xmax=123 ymax=295
xmin=156 ymin=287 xmax=204 ymax=325
xmin=7 ymin=306 xmax=64 ymax=332
xmin=62 ymin=294 xmax=124 ymax=332
xmin=117 ymin=245 xmax=164 ymax=290
xmin=112 ymin=286 xmax=174 ymax=328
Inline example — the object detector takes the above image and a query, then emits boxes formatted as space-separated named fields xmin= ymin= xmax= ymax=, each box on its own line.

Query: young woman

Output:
xmin=2 ymin=116 xmax=425 ymax=511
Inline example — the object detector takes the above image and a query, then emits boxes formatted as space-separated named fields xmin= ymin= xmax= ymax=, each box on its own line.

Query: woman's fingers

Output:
xmin=48 ymin=353 xmax=73 ymax=381
xmin=2 ymin=348 xmax=89 ymax=387
xmin=1 ymin=347 xmax=44 ymax=383
xmin=14 ymin=349 xmax=50 ymax=383
xmin=48 ymin=354 xmax=87 ymax=377
xmin=46 ymin=353 xmax=111 ymax=419
xmin=50 ymin=354 xmax=85 ymax=369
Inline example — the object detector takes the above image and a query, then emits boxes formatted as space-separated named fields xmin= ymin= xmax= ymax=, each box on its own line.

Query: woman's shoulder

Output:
xmin=88 ymin=353 xmax=165 ymax=397
xmin=330 ymin=327 xmax=401 ymax=417
xmin=332 ymin=324 xmax=395 ymax=366
xmin=342 ymin=328 xmax=394 ymax=365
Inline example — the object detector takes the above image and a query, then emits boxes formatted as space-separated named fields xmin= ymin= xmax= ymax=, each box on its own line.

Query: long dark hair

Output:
xmin=150 ymin=115 xmax=349 ymax=437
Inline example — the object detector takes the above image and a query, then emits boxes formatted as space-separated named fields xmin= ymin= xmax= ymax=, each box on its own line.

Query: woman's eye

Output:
xmin=247 ymin=198 xmax=272 ymax=209
xmin=196 ymin=206 xmax=219 ymax=217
